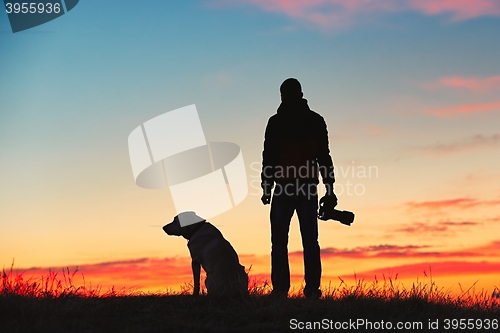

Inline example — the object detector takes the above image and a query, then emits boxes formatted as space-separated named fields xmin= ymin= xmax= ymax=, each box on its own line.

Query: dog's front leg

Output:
xmin=192 ymin=260 xmax=201 ymax=296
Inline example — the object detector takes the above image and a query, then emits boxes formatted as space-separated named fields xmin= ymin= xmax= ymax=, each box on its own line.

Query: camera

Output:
xmin=318 ymin=202 xmax=355 ymax=226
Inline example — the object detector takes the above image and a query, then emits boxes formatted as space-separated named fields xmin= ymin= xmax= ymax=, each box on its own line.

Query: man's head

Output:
xmin=280 ymin=78 xmax=303 ymax=102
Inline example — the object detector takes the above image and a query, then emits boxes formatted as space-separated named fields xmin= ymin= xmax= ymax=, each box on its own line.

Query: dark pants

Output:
xmin=270 ymin=183 xmax=321 ymax=294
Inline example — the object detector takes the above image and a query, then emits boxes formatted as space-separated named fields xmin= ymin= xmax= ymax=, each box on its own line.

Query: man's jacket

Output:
xmin=261 ymin=98 xmax=335 ymax=192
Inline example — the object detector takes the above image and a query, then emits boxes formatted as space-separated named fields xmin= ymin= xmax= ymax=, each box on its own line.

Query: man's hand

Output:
xmin=319 ymin=193 xmax=337 ymax=208
xmin=261 ymin=193 xmax=271 ymax=205
xmin=261 ymin=183 xmax=272 ymax=205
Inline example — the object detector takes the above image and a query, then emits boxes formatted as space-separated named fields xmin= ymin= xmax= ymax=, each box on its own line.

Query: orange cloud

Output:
xmin=426 ymin=101 xmax=500 ymax=117
xmin=457 ymin=240 xmax=500 ymax=257
xmin=19 ymin=257 xmax=194 ymax=292
xmin=210 ymin=0 xmax=500 ymax=29
xmin=395 ymin=221 xmax=480 ymax=235
xmin=351 ymin=261 xmax=500 ymax=281
xmin=407 ymin=197 xmax=500 ymax=210
xmin=14 ymin=255 xmax=271 ymax=293
xmin=290 ymin=244 xmax=478 ymax=260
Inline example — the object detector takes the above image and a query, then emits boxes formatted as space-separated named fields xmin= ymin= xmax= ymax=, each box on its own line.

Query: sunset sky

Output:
xmin=1 ymin=0 xmax=500 ymax=295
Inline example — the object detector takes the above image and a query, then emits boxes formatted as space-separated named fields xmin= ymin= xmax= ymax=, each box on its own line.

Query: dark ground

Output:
xmin=1 ymin=294 xmax=499 ymax=333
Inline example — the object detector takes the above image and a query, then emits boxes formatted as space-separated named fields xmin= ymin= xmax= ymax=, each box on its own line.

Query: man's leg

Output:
xmin=296 ymin=185 xmax=321 ymax=298
xmin=270 ymin=184 xmax=296 ymax=294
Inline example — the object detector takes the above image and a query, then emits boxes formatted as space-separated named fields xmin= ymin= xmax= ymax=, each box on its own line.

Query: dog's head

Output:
xmin=163 ymin=211 xmax=206 ymax=240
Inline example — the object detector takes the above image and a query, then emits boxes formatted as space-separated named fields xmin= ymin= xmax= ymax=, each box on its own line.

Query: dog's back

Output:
xmin=188 ymin=223 xmax=248 ymax=296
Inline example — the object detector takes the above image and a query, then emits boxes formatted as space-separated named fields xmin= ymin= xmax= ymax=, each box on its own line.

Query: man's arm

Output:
xmin=317 ymin=117 xmax=337 ymax=206
xmin=261 ymin=117 xmax=278 ymax=204
xmin=317 ymin=117 xmax=335 ymax=190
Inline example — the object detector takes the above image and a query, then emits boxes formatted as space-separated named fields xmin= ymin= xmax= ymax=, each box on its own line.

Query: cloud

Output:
xmin=432 ymin=76 xmax=500 ymax=93
xmin=395 ymin=221 xmax=481 ymax=235
xmin=417 ymin=134 xmax=500 ymax=156
xmin=210 ymin=0 xmax=393 ymax=29
xmin=20 ymin=257 xmax=195 ymax=292
xmin=290 ymin=244 xmax=477 ymax=259
xmin=426 ymin=101 xmax=500 ymax=117
xmin=15 ymin=254 xmax=272 ymax=293
xmin=361 ymin=125 xmax=390 ymax=136
xmin=209 ymin=0 xmax=500 ymax=29
xmin=470 ymin=240 xmax=500 ymax=257
xmin=288 ymin=240 xmax=500 ymax=261
xmin=406 ymin=197 xmax=500 ymax=211
xmin=351 ymin=260 xmax=500 ymax=280
xmin=408 ymin=0 xmax=500 ymax=21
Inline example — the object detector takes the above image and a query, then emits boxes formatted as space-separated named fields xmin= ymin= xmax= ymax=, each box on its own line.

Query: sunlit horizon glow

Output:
xmin=1 ymin=0 xmax=500 ymax=297
xmin=8 ymin=237 xmax=500 ymax=296
xmin=10 ymin=242 xmax=500 ymax=295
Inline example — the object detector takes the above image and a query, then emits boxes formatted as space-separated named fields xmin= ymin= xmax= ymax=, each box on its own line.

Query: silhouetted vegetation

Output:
xmin=1 ymin=265 xmax=499 ymax=332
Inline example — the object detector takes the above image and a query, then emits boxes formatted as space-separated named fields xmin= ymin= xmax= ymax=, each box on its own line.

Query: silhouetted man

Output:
xmin=261 ymin=78 xmax=337 ymax=299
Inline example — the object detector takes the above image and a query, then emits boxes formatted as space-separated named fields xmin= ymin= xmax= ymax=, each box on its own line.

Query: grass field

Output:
xmin=1 ymin=266 xmax=499 ymax=332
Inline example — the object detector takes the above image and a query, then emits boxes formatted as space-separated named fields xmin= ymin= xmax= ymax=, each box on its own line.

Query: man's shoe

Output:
xmin=304 ymin=289 xmax=322 ymax=299
xmin=269 ymin=290 xmax=288 ymax=299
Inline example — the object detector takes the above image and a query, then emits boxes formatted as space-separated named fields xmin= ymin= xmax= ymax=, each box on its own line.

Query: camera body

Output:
xmin=318 ymin=204 xmax=355 ymax=226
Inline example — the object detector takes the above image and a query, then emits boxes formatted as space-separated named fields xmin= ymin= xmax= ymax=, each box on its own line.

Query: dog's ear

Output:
xmin=180 ymin=220 xmax=205 ymax=239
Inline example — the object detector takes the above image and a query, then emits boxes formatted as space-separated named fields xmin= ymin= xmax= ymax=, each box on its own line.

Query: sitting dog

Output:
xmin=163 ymin=211 xmax=248 ymax=297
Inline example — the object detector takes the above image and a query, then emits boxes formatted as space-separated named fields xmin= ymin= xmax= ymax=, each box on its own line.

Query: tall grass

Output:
xmin=2 ymin=262 xmax=498 ymax=309
xmin=1 ymin=264 xmax=499 ymax=333
xmin=1 ymin=262 xmax=126 ymax=298
xmin=326 ymin=274 xmax=499 ymax=310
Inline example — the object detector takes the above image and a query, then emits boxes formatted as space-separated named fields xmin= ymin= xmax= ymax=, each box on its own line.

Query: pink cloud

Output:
xmin=210 ymin=0 xmax=378 ymax=28
xmin=210 ymin=0 xmax=500 ymax=29
xmin=440 ymin=76 xmax=500 ymax=92
xmin=408 ymin=0 xmax=500 ymax=21
xmin=421 ymin=76 xmax=500 ymax=93
xmin=406 ymin=197 xmax=500 ymax=211
xmin=426 ymin=101 xmax=500 ymax=117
